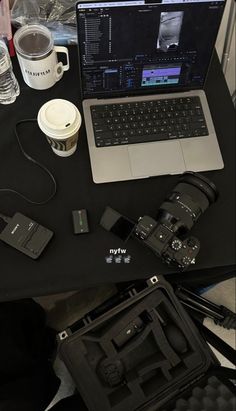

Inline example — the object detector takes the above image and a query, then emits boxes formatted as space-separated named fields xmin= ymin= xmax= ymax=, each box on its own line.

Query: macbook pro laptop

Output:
xmin=76 ymin=0 xmax=225 ymax=183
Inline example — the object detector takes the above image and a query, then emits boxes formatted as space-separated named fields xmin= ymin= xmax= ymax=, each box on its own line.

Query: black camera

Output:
xmin=100 ymin=172 xmax=218 ymax=270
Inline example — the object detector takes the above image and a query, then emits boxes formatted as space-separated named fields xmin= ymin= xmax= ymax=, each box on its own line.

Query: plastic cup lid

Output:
xmin=14 ymin=24 xmax=53 ymax=58
xmin=37 ymin=99 xmax=82 ymax=139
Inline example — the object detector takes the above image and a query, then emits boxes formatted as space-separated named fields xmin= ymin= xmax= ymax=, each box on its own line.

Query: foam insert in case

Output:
xmin=58 ymin=276 xmax=235 ymax=411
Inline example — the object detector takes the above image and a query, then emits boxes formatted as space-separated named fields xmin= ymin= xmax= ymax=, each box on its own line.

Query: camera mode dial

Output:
xmin=171 ymin=239 xmax=182 ymax=251
xmin=182 ymin=256 xmax=192 ymax=266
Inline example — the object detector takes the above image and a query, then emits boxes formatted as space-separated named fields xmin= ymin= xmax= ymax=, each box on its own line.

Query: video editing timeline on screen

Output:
xmin=77 ymin=0 xmax=225 ymax=96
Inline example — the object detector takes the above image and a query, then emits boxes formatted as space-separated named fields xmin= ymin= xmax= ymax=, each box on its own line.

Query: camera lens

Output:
xmin=179 ymin=171 xmax=218 ymax=204
xmin=157 ymin=172 xmax=218 ymax=234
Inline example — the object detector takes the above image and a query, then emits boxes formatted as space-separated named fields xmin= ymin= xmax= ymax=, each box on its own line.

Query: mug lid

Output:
xmin=13 ymin=24 xmax=53 ymax=58
xmin=37 ymin=99 xmax=82 ymax=139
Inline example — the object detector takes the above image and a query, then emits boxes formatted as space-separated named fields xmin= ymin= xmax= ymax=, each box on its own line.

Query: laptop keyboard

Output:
xmin=90 ymin=96 xmax=209 ymax=147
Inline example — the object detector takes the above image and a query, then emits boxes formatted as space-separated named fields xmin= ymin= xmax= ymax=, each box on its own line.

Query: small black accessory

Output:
xmin=97 ymin=358 xmax=125 ymax=388
xmin=100 ymin=172 xmax=218 ymax=270
xmin=147 ymin=309 xmax=188 ymax=354
xmin=72 ymin=209 xmax=89 ymax=234
xmin=164 ymin=323 xmax=188 ymax=354
xmin=0 ymin=119 xmax=57 ymax=205
xmin=113 ymin=317 xmax=144 ymax=348
xmin=0 ymin=212 xmax=53 ymax=259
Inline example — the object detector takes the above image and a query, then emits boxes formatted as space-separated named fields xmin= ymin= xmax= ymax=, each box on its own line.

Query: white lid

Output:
xmin=37 ymin=99 xmax=81 ymax=139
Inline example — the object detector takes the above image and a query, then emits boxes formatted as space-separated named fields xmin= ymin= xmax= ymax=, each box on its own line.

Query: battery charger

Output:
xmin=0 ymin=212 xmax=53 ymax=259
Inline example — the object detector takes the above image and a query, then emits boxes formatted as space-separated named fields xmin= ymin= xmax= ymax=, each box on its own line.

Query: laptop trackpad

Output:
xmin=128 ymin=141 xmax=185 ymax=177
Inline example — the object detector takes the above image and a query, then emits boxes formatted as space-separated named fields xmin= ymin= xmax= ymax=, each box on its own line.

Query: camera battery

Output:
xmin=72 ymin=209 xmax=89 ymax=234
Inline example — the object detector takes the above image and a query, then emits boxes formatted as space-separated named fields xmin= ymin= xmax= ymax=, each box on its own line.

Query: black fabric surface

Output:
xmin=0 ymin=47 xmax=235 ymax=301
xmin=0 ymin=300 xmax=60 ymax=411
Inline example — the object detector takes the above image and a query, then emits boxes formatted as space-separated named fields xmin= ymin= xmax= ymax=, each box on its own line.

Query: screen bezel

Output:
xmin=76 ymin=0 xmax=225 ymax=100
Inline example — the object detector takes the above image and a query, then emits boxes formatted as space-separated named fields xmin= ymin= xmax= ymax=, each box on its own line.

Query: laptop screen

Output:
xmin=76 ymin=0 xmax=225 ymax=98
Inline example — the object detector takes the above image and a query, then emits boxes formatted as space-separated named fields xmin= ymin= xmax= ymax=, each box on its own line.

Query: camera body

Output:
xmin=134 ymin=215 xmax=200 ymax=269
xmin=100 ymin=172 xmax=218 ymax=271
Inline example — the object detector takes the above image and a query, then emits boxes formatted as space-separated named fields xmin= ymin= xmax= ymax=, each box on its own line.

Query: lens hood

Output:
xmin=180 ymin=172 xmax=218 ymax=204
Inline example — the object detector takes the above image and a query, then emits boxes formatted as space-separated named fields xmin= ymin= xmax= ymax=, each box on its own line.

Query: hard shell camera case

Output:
xmin=58 ymin=276 xmax=235 ymax=411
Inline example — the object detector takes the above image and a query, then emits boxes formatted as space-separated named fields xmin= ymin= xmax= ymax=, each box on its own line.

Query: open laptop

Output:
xmin=76 ymin=0 xmax=225 ymax=184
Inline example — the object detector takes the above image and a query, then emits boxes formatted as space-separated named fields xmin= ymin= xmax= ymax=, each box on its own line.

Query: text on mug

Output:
xmin=25 ymin=69 xmax=51 ymax=76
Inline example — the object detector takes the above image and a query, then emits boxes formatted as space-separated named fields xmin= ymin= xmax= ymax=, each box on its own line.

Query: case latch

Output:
xmin=58 ymin=330 xmax=69 ymax=341
xmin=147 ymin=276 xmax=159 ymax=286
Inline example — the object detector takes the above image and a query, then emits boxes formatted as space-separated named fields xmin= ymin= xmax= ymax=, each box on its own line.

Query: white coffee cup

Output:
xmin=37 ymin=99 xmax=82 ymax=157
xmin=13 ymin=24 xmax=69 ymax=90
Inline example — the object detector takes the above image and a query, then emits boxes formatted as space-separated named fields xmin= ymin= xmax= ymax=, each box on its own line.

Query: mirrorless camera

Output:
xmin=100 ymin=172 xmax=218 ymax=270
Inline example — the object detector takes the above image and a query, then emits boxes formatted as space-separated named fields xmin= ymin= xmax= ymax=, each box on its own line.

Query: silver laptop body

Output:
xmin=76 ymin=0 xmax=225 ymax=184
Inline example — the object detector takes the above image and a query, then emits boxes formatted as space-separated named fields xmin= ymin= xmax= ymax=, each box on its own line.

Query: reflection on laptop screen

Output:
xmin=77 ymin=0 xmax=225 ymax=97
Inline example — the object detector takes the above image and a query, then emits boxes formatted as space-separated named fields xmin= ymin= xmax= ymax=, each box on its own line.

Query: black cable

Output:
xmin=0 ymin=119 xmax=57 ymax=205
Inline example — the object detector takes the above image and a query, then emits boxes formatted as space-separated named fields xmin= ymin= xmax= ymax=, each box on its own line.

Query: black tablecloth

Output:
xmin=0 ymin=47 xmax=235 ymax=301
